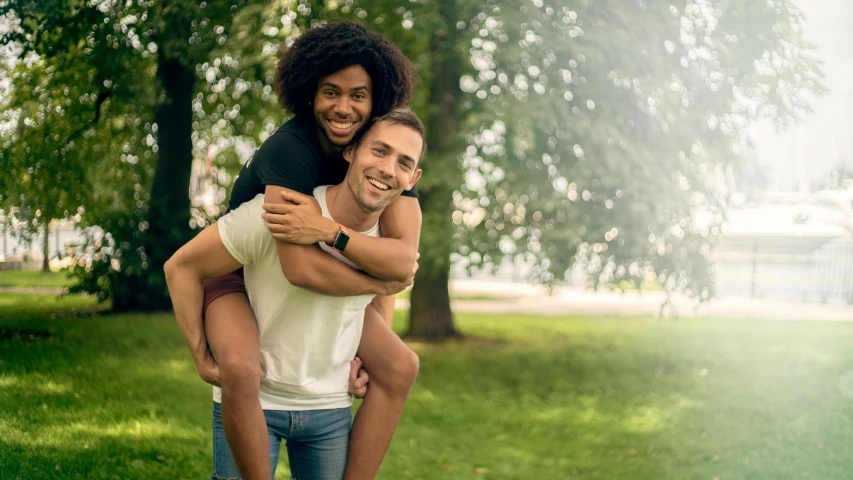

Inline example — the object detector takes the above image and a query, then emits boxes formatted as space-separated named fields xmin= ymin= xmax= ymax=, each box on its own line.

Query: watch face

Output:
xmin=335 ymin=230 xmax=350 ymax=252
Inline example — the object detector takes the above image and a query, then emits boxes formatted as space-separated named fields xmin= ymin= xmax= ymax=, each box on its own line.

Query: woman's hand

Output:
xmin=348 ymin=356 xmax=369 ymax=399
xmin=262 ymin=188 xmax=338 ymax=245
xmin=194 ymin=349 xmax=221 ymax=387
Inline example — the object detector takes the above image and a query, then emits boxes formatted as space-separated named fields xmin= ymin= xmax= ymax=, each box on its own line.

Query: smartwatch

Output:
xmin=328 ymin=224 xmax=350 ymax=253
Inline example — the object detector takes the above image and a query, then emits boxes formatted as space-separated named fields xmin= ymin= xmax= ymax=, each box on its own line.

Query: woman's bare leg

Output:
xmin=344 ymin=304 xmax=419 ymax=480
xmin=205 ymin=292 xmax=271 ymax=480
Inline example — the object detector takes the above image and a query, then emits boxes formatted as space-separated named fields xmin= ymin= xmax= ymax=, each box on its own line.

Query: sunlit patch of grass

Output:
xmin=2 ymin=293 xmax=853 ymax=479
xmin=34 ymin=380 xmax=72 ymax=395
xmin=11 ymin=419 xmax=203 ymax=448
xmin=0 ymin=270 xmax=72 ymax=288
xmin=0 ymin=376 xmax=18 ymax=388
xmin=0 ymin=292 xmax=100 ymax=312
xmin=622 ymin=406 xmax=666 ymax=433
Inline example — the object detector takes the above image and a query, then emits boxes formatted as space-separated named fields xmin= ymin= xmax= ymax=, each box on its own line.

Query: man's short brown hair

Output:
xmin=351 ymin=108 xmax=426 ymax=164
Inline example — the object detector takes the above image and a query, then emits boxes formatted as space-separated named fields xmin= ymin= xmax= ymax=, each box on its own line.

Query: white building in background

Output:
xmin=752 ymin=0 xmax=853 ymax=192
xmin=710 ymin=1 xmax=853 ymax=304
xmin=715 ymin=187 xmax=853 ymax=304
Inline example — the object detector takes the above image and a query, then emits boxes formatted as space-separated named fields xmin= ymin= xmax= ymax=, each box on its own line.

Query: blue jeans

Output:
xmin=211 ymin=402 xmax=352 ymax=480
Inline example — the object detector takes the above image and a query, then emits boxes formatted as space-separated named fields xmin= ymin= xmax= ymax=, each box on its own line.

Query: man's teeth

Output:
xmin=330 ymin=120 xmax=354 ymax=129
xmin=368 ymin=178 xmax=390 ymax=190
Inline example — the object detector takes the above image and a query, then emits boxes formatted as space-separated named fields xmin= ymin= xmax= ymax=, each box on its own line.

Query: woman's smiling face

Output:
xmin=313 ymin=65 xmax=373 ymax=151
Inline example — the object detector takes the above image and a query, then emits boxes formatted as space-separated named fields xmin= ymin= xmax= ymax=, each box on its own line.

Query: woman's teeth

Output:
xmin=330 ymin=120 xmax=354 ymax=130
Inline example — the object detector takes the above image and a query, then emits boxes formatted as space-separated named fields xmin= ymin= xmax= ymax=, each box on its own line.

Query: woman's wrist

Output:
xmin=323 ymin=218 xmax=341 ymax=244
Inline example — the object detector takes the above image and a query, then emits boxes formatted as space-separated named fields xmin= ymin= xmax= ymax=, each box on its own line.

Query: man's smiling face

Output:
xmin=313 ymin=65 xmax=373 ymax=151
xmin=344 ymin=120 xmax=423 ymax=213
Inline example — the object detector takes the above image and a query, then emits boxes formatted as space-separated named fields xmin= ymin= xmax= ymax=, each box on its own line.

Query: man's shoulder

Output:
xmin=222 ymin=194 xmax=265 ymax=225
xmin=311 ymin=185 xmax=329 ymax=201
xmin=217 ymin=194 xmax=271 ymax=266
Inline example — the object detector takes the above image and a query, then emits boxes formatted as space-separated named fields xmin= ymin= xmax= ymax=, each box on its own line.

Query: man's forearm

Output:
xmin=282 ymin=243 xmax=392 ymax=297
xmin=340 ymin=196 xmax=421 ymax=282
xmin=165 ymin=265 xmax=209 ymax=363
xmin=339 ymin=233 xmax=416 ymax=282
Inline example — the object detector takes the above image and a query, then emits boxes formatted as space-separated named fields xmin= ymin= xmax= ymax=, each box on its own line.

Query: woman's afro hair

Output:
xmin=275 ymin=20 xmax=416 ymax=120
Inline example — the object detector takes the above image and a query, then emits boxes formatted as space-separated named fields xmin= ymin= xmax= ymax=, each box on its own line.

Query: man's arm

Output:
xmin=164 ymin=224 xmax=242 ymax=383
xmin=264 ymin=189 xmax=422 ymax=282
xmin=264 ymin=185 xmax=412 ymax=297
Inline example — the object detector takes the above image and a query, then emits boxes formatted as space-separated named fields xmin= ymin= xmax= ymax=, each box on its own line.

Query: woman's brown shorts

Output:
xmin=202 ymin=272 xmax=247 ymax=313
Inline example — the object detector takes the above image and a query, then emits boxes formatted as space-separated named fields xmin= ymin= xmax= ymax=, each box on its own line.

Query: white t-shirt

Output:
xmin=213 ymin=186 xmax=380 ymax=410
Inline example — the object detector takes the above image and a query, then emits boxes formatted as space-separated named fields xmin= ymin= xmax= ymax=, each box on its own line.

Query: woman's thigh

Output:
xmin=285 ymin=408 xmax=352 ymax=480
xmin=355 ymin=305 xmax=416 ymax=386
xmin=204 ymin=291 xmax=260 ymax=368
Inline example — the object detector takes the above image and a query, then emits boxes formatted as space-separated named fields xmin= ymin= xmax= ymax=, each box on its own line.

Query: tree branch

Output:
xmin=60 ymin=89 xmax=111 ymax=150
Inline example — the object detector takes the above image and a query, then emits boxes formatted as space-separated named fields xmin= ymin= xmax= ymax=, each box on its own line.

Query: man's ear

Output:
xmin=406 ymin=168 xmax=423 ymax=191
xmin=343 ymin=145 xmax=355 ymax=164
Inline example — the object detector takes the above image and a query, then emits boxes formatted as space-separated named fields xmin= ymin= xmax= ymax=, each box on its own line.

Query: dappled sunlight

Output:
xmin=0 ymin=375 xmax=19 ymax=388
xmin=529 ymin=405 xmax=572 ymax=422
xmin=4 ymin=296 xmax=853 ymax=478
xmin=580 ymin=406 xmax=601 ymax=424
xmin=622 ymin=406 xmax=665 ymax=434
xmin=34 ymin=379 xmax=72 ymax=395
xmin=165 ymin=358 xmax=194 ymax=375
xmin=11 ymin=418 xmax=203 ymax=449
xmin=410 ymin=389 xmax=437 ymax=403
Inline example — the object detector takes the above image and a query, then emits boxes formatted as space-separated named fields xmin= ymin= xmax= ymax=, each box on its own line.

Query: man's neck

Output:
xmin=324 ymin=184 xmax=380 ymax=233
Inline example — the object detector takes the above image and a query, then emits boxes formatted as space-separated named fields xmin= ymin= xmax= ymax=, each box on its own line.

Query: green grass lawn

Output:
xmin=2 ymin=293 xmax=853 ymax=479
xmin=0 ymin=270 xmax=72 ymax=288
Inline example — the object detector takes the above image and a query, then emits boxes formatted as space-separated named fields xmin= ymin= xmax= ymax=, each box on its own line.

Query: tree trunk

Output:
xmin=405 ymin=1 xmax=466 ymax=340
xmin=115 ymin=55 xmax=195 ymax=311
xmin=407 ymin=266 xmax=459 ymax=340
xmin=42 ymin=220 xmax=50 ymax=272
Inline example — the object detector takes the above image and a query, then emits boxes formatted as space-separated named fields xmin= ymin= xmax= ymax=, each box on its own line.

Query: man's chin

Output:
xmin=356 ymin=198 xmax=386 ymax=213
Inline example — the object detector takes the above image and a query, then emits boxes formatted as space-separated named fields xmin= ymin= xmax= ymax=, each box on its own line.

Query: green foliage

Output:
xmin=3 ymin=294 xmax=853 ymax=478
xmin=450 ymin=0 xmax=823 ymax=299
xmin=266 ymin=1 xmax=825 ymax=335
xmin=1 ymin=0 xmax=283 ymax=308
xmin=0 ymin=1 xmax=825 ymax=315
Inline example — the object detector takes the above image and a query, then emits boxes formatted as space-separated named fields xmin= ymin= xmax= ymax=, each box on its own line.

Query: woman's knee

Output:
xmin=377 ymin=347 xmax=419 ymax=394
xmin=218 ymin=354 xmax=263 ymax=395
xmin=400 ymin=348 xmax=420 ymax=388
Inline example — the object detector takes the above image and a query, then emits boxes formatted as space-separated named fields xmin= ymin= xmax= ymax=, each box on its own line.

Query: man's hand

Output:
xmin=195 ymin=350 xmax=221 ymax=387
xmin=262 ymin=188 xmax=338 ymax=245
xmin=379 ymin=253 xmax=419 ymax=296
xmin=349 ymin=356 xmax=369 ymax=399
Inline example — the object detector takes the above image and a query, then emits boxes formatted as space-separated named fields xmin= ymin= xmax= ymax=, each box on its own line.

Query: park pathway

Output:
xmin=0 ymin=286 xmax=66 ymax=294
xmin=4 ymin=281 xmax=852 ymax=322
xmin=397 ymin=280 xmax=853 ymax=322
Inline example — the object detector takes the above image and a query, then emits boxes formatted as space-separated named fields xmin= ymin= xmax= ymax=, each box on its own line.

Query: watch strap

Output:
xmin=329 ymin=224 xmax=350 ymax=253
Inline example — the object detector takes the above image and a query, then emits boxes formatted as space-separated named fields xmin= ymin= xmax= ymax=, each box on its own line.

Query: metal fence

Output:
xmin=449 ymin=236 xmax=853 ymax=305
xmin=4 ymin=223 xmax=852 ymax=305
xmin=713 ymin=237 xmax=853 ymax=304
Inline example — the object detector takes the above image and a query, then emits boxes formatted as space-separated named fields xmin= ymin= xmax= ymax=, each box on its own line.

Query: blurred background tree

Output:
xmin=0 ymin=1 xmax=823 ymax=336
xmin=1 ymin=0 xmax=275 ymax=308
